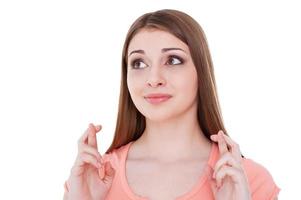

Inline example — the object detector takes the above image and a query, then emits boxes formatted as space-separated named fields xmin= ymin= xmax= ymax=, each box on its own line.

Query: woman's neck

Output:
xmin=133 ymin=114 xmax=211 ymax=162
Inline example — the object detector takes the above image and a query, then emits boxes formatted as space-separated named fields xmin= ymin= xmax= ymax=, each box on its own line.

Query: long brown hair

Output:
xmin=105 ymin=9 xmax=228 ymax=154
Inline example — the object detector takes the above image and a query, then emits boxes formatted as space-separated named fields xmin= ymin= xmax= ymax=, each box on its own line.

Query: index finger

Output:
xmin=78 ymin=123 xmax=101 ymax=145
xmin=87 ymin=123 xmax=101 ymax=149
xmin=217 ymin=130 xmax=228 ymax=155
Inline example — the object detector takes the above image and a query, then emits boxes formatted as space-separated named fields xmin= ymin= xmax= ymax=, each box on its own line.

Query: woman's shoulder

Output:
xmin=242 ymin=157 xmax=280 ymax=199
xmin=101 ymin=141 xmax=132 ymax=170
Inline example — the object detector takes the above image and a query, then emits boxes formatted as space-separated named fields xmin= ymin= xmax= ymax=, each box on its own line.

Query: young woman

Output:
xmin=63 ymin=9 xmax=280 ymax=200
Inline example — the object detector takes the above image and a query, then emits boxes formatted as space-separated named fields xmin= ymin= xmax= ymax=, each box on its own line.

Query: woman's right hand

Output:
xmin=64 ymin=123 xmax=115 ymax=200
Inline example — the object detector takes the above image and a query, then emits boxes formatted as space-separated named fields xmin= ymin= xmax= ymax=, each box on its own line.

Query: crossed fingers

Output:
xmin=210 ymin=130 xmax=243 ymax=187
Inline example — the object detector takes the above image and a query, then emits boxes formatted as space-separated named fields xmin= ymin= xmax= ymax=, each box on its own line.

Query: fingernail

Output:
xmin=97 ymin=162 xmax=102 ymax=169
xmin=219 ymin=132 xmax=224 ymax=138
xmin=98 ymin=166 xmax=105 ymax=180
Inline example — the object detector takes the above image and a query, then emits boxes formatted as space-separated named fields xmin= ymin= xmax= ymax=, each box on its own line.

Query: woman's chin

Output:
xmin=141 ymin=111 xmax=176 ymax=122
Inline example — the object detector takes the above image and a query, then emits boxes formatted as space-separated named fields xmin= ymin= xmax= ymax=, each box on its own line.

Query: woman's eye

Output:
xmin=130 ymin=59 xmax=148 ymax=69
xmin=166 ymin=56 xmax=183 ymax=65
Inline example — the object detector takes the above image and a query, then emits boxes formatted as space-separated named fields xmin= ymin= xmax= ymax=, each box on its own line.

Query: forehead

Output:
xmin=127 ymin=29 xmax=189 ymax=55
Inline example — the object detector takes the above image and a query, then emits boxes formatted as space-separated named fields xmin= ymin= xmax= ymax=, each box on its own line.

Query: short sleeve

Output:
xmin=242 ymin=158 xmax=280 ymax=200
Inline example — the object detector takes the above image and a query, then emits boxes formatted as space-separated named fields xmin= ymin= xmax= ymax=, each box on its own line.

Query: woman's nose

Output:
xmin=146 ymin=66 xmax=166 ymax=88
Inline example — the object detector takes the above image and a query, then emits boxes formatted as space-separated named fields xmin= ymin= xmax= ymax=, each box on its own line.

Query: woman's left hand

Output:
xmin=210 ymin=130 xmax=251 ymax=200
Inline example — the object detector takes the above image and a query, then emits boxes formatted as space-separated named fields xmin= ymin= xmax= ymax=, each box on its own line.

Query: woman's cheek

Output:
xmin=127 ymin=74 xmax=144 ymax=99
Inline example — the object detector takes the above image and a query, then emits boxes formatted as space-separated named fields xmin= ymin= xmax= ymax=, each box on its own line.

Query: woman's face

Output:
xmin=127 ymin=29 xmax=198 ymax=122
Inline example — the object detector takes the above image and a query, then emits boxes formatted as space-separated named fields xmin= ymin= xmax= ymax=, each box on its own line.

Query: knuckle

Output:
xmin=77 ymin=142 xmax=83 ymax=151
xmin=77 ymin=147 xmax=83 ymax=155
xmin=221 ymin=165 xmax=229 ymax=171
xmin=70 ymin=166 xmax=77 ymax=174
xmin=82 ymin=153 xmax=92 ymax=162
xmin=77 ymin=137 xmax=84 ymax=145
xmin=224 ymin=151 xmax=232 ymax=158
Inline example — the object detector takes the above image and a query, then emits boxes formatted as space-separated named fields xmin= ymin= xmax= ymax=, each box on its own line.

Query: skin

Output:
xmin=126 ymin=28 xmax=212 ymax=162
xmin=64 ymin=123 xmax=115 ymax=200
xmin=211 ymin=131 xmax=279 ymax=199
xmin=210 ymin=131 xmax=251 ymax=199
xmin=64 ymin=28 xmax=278 ymax=199
xmin=126 ymin=28 xmax=251 ymax=199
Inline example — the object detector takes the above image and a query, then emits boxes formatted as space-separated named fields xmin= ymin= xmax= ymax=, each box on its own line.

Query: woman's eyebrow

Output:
xmin=162 ymin=47 xmax=186 ymax=53
xmin=128 ymin=47 xmax=186 ymax=57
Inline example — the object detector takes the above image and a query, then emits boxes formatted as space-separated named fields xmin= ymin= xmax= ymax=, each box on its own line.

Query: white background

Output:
xmin=0 ymin=0 xmax=300 ymax=199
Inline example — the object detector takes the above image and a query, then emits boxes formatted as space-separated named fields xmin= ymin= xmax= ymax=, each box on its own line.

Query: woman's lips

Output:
xmin=144 ymin=94 xmax=172 ymax=104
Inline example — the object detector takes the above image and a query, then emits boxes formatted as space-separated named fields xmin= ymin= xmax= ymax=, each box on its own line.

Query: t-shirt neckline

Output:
xmin=120 ymin=141 xmax=217 ymax=200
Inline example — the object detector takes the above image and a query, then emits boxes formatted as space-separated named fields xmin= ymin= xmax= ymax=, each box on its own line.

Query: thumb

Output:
xmin=98 ymin=162 xmax=115 ymax=181
xmin=105 ymin=162 xmax=115 ymax=177
xmin=87 ymin=123 xmax=101 ymax=148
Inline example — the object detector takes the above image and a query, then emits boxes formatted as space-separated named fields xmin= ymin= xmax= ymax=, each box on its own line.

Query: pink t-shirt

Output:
xmin=65 ymin=141 xmax=280 ymax=199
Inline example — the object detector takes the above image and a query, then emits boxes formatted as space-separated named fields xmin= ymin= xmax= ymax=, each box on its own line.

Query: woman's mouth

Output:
xmin=144 ymin=93 xmax=172 ymax=104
